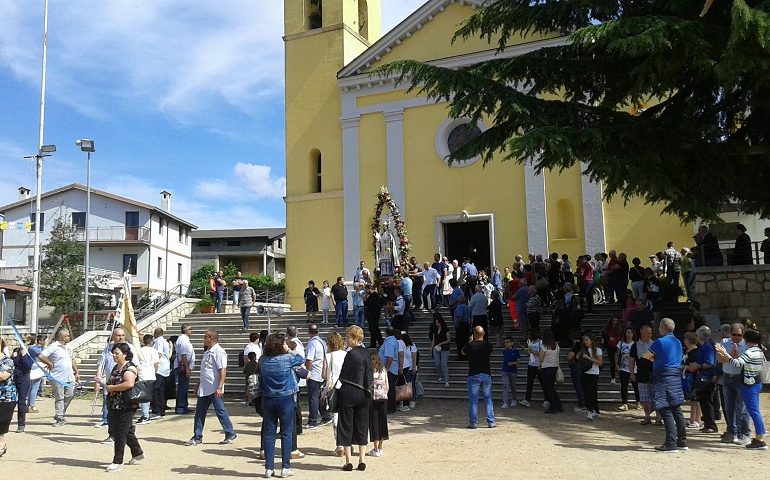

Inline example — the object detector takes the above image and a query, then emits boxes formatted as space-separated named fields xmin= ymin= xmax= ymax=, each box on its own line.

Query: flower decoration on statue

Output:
xmin=372 ymin=186 xmax=410 ymax=276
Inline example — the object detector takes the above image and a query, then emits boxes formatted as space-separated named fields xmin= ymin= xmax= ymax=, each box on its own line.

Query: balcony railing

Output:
xmin=75 ymin=226 xmax=150 ymax=243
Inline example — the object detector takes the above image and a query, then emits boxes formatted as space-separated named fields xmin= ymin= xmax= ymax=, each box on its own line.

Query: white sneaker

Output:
xmin=510 ymin=400 xmax=517 ymax=407
xmin=617 ymin=404 xmax=628 ymax=411
xmin=409 ymin=401 xmax=416 ymax=409
xmin=397 ymin=405 xmax=411 ymax=412
xmin=280 ymin=468 xmax=294 ymax=478
xmin=610 ymin=378 xmax=617 ymax=384
xmin=542 ymin=401 xmax=550 ymax=410
xmin=574 ymin=406 xmax=588 ymax=413
xmin=735 ymin=435 xmax=752 ymax=446
xmin=586 ymin=411 xmax=597 ymax=421
xmin=127 ymin=454 xmax=145 ymax=465
xmin=500 ymin=403 xmax=509 ymax=409
xmin=105 ymin=464 xmax=122 ymax=473
xmin=444 ymin=382 xmax=450 ymax=388
xmin=264 ymin=469 xmax=274 ymax=478
xmin=519 ymin=399 xmax=531 ymax=407
xmin=367 ymin=448 xmax=382 ymax=457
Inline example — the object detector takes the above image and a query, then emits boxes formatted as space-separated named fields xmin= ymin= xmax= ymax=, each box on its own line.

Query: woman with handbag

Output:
xmin=324 ymin=332 xmax=347 ymax=457
xmin=104 ymin=343 xmax=144 ymax=473
xmin=336 ymin=326 xmax=374 ymax=472
xmin=715 ymin=329 xmax=768 ymax=450
xmin=539 ymin=330 xmax=563 ymax=414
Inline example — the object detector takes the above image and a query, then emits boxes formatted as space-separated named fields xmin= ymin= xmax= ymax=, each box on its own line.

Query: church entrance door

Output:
xmin=443 ymin=220 xmax=491 ymax=273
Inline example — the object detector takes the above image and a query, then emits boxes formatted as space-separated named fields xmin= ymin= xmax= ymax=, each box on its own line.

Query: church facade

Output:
xmin=282 ymin=0 xmax=696 ymax=308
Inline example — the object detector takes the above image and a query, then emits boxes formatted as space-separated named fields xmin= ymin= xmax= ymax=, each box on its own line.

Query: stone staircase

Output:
xmin=76 ymin=302 xmax=693 ymax=405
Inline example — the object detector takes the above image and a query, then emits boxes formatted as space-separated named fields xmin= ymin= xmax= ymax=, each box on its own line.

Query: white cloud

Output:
xmin=234 ymin=163 xmax=286 ymax=199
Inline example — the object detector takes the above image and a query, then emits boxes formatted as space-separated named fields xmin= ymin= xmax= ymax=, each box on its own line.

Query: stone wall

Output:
xmin=695 ymin=265 xmax=770 ymax=342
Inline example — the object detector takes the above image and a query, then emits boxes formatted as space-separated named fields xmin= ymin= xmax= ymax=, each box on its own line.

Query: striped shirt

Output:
xmin=526 ymin=294 xmax=543 ymax=314
xmin=728 ymin=346 xmax=766 ymax=385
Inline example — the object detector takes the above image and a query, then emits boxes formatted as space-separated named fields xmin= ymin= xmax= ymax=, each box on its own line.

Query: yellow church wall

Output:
xmin=399 ymin=102 xmax=529 ymax=267
xmin=370 ymin=2 xmax=554 ymax=70
xmin=603 ymin=198 xmax=694 ymax=261
xmin=545 ymin=166 xmax=586 ymax=260
xmin=356 ymin=90 xmax=415 ymax=108
xmin=285 ymin=197 xmax=344 ymax=307
xmin=357 ymin=112 xmax=388 ymax=261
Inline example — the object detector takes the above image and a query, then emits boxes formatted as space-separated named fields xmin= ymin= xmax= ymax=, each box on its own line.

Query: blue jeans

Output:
xmin=422 ymin=284 xmax=437 ymax=309
xmin=101 ymin=388 xmax=109 ymax=423
xmin=193 ymin=393 xmax=235 ymax=440
xmin=467 ymin=373 xmax=495 ymax=426
xmin=175 ymin=366 xmax=190 ymax=413
xmin=262 ymin=394 xmax=296 ymax=471
xmin=353 ymin=306 xmax=365 ymax=327
xmin=306 ymin=379 xmax=331 ymax=425
xmin=743 ymin=383 xmax=766 ymax=436
xmin=569 ymin=363 xmax=586 ymax=408
xmin=215 ymin=288 xmax=224 ymax=313
xmin=28 ymin=378 xmax=43 ymax=407
xmin=240 ymin=306 xmax=251 ymax=329
xmin=335 ymin=300 xmax=348 ymax=326
xmin=723 ymin=374 xmax=751 ymax=436
xmin=501 ymin=371 xmax=518 ymax=405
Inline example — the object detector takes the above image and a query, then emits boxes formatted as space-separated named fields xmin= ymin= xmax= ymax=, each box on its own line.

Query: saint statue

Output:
xmin=374 ymin=218 xmax=400 ymax=277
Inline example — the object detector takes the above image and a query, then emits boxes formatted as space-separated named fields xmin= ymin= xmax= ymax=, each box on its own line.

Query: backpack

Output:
xmin=372 ymin=370 xmax=388 ymax=401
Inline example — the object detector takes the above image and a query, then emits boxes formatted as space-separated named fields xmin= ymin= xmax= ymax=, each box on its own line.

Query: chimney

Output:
xmin=18 ymin=186 xmax=31 ymax=201
xmin=160 ymin=190 xmax=172 ymax=213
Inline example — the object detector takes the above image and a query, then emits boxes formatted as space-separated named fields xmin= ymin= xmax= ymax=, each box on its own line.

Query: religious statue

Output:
xmin=374 ymin=219 xmax=400 ymax=277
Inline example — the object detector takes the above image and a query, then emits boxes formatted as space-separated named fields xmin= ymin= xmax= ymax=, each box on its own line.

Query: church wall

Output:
xmin=358 ymin=112 xmax=388 ymax=262
xmin=545 ymin=166 xmax=587 ymax=260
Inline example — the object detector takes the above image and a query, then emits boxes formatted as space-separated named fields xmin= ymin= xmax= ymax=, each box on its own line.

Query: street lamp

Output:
xmin=77 ymin=139 xmax=95 ymax=331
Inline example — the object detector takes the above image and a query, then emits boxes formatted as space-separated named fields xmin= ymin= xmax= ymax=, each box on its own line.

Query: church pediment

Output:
xmin=338 ymin=0 xmax=559 ymax=79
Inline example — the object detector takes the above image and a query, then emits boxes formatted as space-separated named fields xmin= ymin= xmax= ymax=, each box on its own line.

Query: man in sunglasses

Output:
xmin=719 ymin=323 xmax=751 ymax=445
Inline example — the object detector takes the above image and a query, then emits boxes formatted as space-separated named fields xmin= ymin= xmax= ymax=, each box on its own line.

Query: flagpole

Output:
xmin=31 ymin=0 xmax=51 ymax=334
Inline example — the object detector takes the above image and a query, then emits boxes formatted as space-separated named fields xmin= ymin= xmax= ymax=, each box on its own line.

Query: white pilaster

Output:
xmin=580 ymin=162 xmax=607 ymax=254
xmin=524 ymin=162 xmax=549 ymax=255
xmin=341 ymin=115 xmax=361 ymax=281
xmin=384 ymin=109 xmax=406 ymax=216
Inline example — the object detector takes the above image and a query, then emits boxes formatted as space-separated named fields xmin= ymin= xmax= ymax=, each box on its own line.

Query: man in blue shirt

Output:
xmin=378 ymin=327 xmax=402 ymax=413
xmin=462 ymin=258 xmax=478 ymax=298
xmin=644 ymin=318 xmax=687 ymax=453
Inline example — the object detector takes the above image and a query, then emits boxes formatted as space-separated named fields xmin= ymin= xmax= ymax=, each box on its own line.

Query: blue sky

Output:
xmin=0 ymin=0 xmax=426 ymax=229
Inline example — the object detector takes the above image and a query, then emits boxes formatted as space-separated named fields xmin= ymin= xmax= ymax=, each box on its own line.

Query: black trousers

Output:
xmin=367 ymin=312 xmax=383 ymax=348
xmin=108 ymin=408 xmax=143 ymax=464
xmin=697 ymin=381 xmax=717 ymax=430
xmin=581 ymin=373 xmax=600 ymax=413
xmin=456 ymin=322 xmax=471 ymax=360
xmin=336 ymin=384 xmax=370 ymax=447
xmin=15 ymin=374 xmax=30 ymax=427
xmin=151 ymin=374 xmax=167 ymax=416
xmin=0 ymin=401 xmax=16 ymax=435
xmin=387 ymin=371 xmax=398 ymax=413
xmin=606 ymin=346 xmax=618 ymax=379
xmin=525 ymin=365 xmax=542 ymax=401
xmin=528 ymin=312 xmax=541 ymax=333
xmin=619 ymin=370 xmax=639 ymax=404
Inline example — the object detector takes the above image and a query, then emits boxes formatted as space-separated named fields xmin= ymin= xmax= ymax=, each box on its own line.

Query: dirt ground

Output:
xmin=4 ymin=393 xmax=770 ymax=478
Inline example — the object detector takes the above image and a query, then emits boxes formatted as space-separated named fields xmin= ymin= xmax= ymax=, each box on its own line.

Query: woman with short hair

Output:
xmin=336 ymin=326 xmax=374 ymax=471
xmin=104 ymin=342 xmax=145 ymax=472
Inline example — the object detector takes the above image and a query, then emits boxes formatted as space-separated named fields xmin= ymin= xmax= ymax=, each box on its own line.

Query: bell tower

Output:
xmin=283 ymin=0 xmax=382 ymax=308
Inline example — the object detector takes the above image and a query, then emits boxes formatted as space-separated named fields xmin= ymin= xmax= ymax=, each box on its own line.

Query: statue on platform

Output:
xmin=374 ymin=218 xmax=400 ymax=277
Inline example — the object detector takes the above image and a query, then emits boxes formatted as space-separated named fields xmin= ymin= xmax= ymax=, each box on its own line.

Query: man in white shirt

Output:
xmin=304 ymin=324 xmax=331 ymax=428
xmin=38 ymin=327 xmax=80 ymax=427
xmin=152 ymin=327 xmax=171 ymax=419
xmin=243 ymin=332 xmax=263 ymax=365
xmin=353 ymin=260 xmax=370 ymax=284
xmin=94 ymin=327 xmax=137 ymax=428
xmin=186 ymin=329 xmax=237 ymax=446
xmin=419 ymin=262 xmax=440 ymax=311
xmin=175 ymin=324 xmax=196 ymax=414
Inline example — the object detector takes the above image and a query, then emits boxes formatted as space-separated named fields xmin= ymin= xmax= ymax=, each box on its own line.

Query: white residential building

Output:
xmin=0 ymin=184 xmax=196 ymax=316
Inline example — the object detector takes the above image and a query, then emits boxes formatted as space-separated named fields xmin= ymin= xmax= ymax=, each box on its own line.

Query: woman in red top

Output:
xmin=506 ymin=275 xmax=521 ymax=329
xmin=602 ymin=315 xmax=623 ymax=384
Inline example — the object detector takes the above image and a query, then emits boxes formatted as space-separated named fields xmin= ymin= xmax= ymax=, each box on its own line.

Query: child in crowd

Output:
xmin=368 ymin=353 xmax=389 ymax=458
xmin=501 ymin=337 xmax=521 ymax=408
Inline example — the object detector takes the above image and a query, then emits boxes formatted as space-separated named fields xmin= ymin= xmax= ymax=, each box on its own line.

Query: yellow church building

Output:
xmin=282 ymin=0 xmax=696 ymax=308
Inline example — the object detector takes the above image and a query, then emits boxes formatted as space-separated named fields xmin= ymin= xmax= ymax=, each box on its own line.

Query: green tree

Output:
xmin=380 ymin=0 xmax=770 ymax=222
xmin=38 ymin=219 xmax=87 ymax=316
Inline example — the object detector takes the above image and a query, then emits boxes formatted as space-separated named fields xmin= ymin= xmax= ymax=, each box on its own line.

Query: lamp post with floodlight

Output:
xmin=76 ymin=139 xmax=95 ymax=331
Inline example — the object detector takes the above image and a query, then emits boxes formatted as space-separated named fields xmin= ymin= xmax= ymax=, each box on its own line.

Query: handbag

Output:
xmin=577 ymin=357 xmax=593 ymax=373
xmin=395 ymin=374 xmax=413 ymax=403
xmin=555 ymin=366 xmax=565 ymax=385
xmin=325 ymin=385 xmax=339 ymax=413
xmin=414 ymin=375 xmax=425 ymax=396
xmin=759 ymin=360 xmax=770 ymax=384
xmin=123 ymin=379 xmax=153 ymax=405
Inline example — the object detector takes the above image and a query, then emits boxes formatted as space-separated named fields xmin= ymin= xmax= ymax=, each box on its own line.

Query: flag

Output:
xmin=0 ymin=221 xmax=7 ymax=230
xmin=120 ymin=272 xmax=141 ymax=352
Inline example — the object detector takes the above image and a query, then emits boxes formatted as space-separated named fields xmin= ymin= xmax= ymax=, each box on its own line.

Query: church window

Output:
xmin=311 ymin=149 xmax=322 ymax=193
xmin=358 ymin=0 xmax=368 ymax=39
xmin=435 ymin=118 xmax=486 ymax=167
xmin=554 ymin=199 xmax=577 ymax=239
xmin=447 ymin=123 xmax=482 ymax=156
xmin=308 ymin=0 xmax=323 ymax=29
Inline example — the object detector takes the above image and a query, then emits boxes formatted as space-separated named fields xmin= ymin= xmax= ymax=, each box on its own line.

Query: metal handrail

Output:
xmin=74 ymin=226 xmax=150 ymax=242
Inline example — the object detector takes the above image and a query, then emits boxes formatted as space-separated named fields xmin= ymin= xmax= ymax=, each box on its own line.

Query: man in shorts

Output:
xmin=629 ymin=325 xmax=657 ymax=425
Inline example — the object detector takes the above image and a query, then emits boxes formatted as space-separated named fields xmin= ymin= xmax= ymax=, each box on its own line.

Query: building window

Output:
xmin=177 ymin=263 xmax=183 ymax=283
xmin=227 ymin=240 xmax=241 ymax=247
xmin=158 ymin=218 xmax=165 ymax=235
xmin=178 ymin=225 xmax=183 ymax=243
xmin=197 ymin=240 xmax=211 ymax=247
xmin=358 ymin=0 xmax=368 ymax=39
xmin=310 ymin=149 xmax=322 ymax=193
xmin=29 ymin=212 xmax=45 ymax=232
xmin=71 ymin=212 xmax=86 ymax=229
xmin=157 ymin=257 xmax=163 ymax=279
xmin=554 ymin=199 xmax=577 ymax=239
xmin=123 ymin=254 xmax=138 ymax=275
xmin=278 ymin=238 xmax=283 ymax=249
xmin=435 ymin=118 xmax=485 ymax=167
xmin=308 ymin=0 xmax=322 ymax=29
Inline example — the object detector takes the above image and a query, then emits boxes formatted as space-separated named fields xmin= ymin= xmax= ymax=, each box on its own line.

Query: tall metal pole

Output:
xmin=83 ymin=151 xmax=92 ymax=331
xmin=31 ymin=0 xmax=51 ymax=334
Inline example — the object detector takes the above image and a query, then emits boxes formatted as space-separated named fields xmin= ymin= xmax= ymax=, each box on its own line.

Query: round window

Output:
xmin=435 ymin=118 xmax=486 ymax=167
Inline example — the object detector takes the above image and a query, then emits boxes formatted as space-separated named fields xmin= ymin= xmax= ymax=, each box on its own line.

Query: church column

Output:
xmin=580 ymin=162 xmax=607 ymax=254
xmin=342 ymin=115 xmax=361 ymax=281
xmin=524 ymin=161 xmax=549 ymax=255
xmin=384 ymin=109 xmax=406 ymax=216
